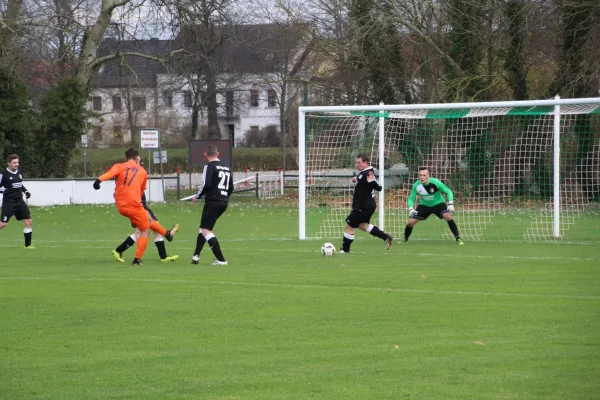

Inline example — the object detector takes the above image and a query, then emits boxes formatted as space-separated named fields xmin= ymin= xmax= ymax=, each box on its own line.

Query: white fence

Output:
xmin=0 ymin=178 xmax=165 ymax=206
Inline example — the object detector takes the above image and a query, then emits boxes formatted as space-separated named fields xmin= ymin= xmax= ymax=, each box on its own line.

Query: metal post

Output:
xmin=298 ymin=109 xmax=306 ymax=239
xmin=553 ymin=95 xmax=561 ymax=238
xmin=83 ymin=148 xmax=87 ymax=177
xmin=255 ymin=173 xmax=259 ymax=198
xmin=159 ymin=147 xmax=165 ymax=202
xmin=176 ymin=172 xmax=180 ymax=200
xmin=148 ymin=149 xmax=152 ymax=202
xmin=282 ymin=118 xmax=286 ymax=175
xmin=378 ymin=102 xmax=385 ymax=230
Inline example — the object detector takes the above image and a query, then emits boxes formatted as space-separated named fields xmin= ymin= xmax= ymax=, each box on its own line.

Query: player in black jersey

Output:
xmin=340 ymin=153 xmax=393 ymax=253
xmin=0 ymin=154 xmax=34 ymax=248
xmin=111 ymin=193 xmax=180 ymax=263
xmin=191 ymin=145 xmax=234 ymax=265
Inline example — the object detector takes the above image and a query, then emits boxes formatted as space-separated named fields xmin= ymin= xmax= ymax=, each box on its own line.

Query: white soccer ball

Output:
xmin=321 ymin=242 xmax=336 ymax=256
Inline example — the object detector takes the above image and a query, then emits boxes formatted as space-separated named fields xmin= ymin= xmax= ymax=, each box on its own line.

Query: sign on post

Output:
xmin=81 ymin=135 xmax=88 ymax=148
xmin=140 ymin=129 xmax=160 ymax=149
xmin=140 ymin=129 xmax=161 ymax=202
xmin=153 ymin=150 xmax=167 ymax=164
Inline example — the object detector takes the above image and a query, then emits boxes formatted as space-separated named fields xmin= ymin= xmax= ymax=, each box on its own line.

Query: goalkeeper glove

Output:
xmin=408 ymin=207 xmax=418 ymax=218
xmin=93 ymin=179 xmax=101 ymax=190
xmin=24 ymin=191 xmax=31 ymax=199
xmin=448 ymin=201 xmax=455 ymax=213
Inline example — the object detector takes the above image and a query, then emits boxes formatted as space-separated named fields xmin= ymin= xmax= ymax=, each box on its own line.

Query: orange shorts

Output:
xmin=118 ymin=205 xmax=150 ymax=230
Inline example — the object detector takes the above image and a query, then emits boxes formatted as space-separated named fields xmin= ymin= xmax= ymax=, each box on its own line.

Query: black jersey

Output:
xmin=0 ymin=168 xmax=28 ymax=203
xmin=194 ymin=159 xmax=234 ymax=202
xmin=351 ymin=167 xmax=382 ymax=211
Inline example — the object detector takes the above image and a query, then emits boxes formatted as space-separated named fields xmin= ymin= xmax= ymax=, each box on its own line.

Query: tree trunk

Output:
xmin=191 ymin=102 xmax=199 ymax=140
xmin=548 ymin=0 xmax=596 ymax=97
xmin=205 ymin=62 xmax=221 ymax=139
xmin=504 ymin=0 xmax=529 ymax=100
xmin=74 ymin=0 xmax=129 ymax=86
xmin=0 ymin=0 xmax=24 ymax=66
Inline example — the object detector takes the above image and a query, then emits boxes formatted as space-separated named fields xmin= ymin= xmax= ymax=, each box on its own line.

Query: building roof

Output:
xmin=176 ymin=23 xmax=308 ymax=74
xmin=93 ymin=38 xmax=177 ymax=88
xmin=93 ymin=24 xmax=309 ymax=88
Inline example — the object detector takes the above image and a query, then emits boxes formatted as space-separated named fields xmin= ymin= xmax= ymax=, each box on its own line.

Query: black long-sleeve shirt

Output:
xmin=352 ymin=167 xmax=381 ymax=211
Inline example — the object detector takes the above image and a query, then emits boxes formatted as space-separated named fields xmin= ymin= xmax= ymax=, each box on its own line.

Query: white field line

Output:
xmin=0 ymin=276 xmax=598 ymax=300
xmin=0 ymin=242 xmax=597 ymax=262
xmin=4 ymin=236 xmax=598 ymax=245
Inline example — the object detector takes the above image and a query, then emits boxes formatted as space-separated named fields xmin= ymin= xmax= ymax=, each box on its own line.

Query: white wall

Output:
xmin=0 ymin=179 xmax=165 ymax=206
xmin=88 ymin=73 xmax=291 ymax=147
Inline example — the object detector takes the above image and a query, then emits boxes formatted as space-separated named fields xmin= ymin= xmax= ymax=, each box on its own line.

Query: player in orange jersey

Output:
xmin=93 ymin=148 xmax=179 ymax=265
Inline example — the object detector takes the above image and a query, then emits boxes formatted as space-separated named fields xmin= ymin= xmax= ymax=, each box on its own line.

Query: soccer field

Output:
xmin=1 ymin=201 xmax=599 ymax=400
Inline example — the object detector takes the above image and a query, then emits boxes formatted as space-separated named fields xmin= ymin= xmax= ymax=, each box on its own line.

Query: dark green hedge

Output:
xmin=69 ymin=148 xmax=298 ymax=176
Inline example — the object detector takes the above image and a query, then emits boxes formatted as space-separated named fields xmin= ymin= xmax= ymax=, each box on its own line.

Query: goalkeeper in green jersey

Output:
xmin=401 ymin=167 xmax=464 ymax=245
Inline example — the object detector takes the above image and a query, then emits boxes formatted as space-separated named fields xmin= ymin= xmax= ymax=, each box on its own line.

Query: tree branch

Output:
xmin=89 ymin=48 xmax=186 ymax=70
xmin=384 ymin=0 xmax=464 ymax=77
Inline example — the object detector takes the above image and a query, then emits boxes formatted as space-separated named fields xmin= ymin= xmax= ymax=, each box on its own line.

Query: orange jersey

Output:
xmin=98 ymin=160 xmax=148 ymax=208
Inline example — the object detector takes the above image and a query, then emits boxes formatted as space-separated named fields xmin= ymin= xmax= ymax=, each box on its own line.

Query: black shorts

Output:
xmin=144 ymin=203 xmax=158 ymax=221
xmin=414 ymin=203 xmax=450 ymax=220
xmin=200 ymin=201 xmax=228 ymax=230
xmin=345 ymin=207 xmax=375 ymax=228
xmin=1 ymin=200 xmax=31 ymax=223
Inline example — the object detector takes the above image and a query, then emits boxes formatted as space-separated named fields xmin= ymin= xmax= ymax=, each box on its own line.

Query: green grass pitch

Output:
xmin=1 ymin=200 xmax=599 ymax=399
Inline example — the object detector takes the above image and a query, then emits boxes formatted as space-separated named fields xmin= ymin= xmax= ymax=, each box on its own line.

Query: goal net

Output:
xmin=299 ymin=98 xmax=600 ymax=242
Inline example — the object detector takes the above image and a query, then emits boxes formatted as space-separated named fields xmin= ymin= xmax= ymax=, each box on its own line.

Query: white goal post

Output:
xmin=299 ymin=97 xmax=600 ymax=242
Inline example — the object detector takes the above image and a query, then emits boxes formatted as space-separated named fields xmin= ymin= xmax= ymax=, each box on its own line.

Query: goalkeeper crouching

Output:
xmin=401 ymin=167 xmax=464 ymax=245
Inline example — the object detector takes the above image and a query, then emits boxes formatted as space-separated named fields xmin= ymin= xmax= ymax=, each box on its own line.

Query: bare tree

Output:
xmin=2 ymin=0 xmax=183 ymax=87
xmin=162 ymin=0 xmax=244 ymax=140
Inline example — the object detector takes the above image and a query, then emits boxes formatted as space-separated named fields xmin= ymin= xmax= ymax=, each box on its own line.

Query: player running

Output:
xmin=339 ymin=153 xmax=393 ymax=253
xmin=191 ymin=145 xmax=234 ymax=265
xmin=93 ymin=148 xmax=179 ymax=265
xmin=0 ymin=154 xmax=34 ymax=248
xmin=111 ymin=192 xmax=179 ymax=263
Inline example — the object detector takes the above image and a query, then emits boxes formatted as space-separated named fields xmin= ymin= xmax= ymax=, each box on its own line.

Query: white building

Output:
xmin=88 ymin=24 xmax=312 ymax=148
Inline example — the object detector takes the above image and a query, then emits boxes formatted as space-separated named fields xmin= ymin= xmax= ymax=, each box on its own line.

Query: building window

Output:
xmin=183 ymin=90 xmax=192 ymax=107
xmin=250 ymin=125 xmax=259 ymax=135
xmin=226 ymin=91 xmax=234 ymax=116
xmin=132 ymin=96 xmax=146 ymax=111
xmin=92 ymin=96 xmax=102 ymax=111
xmin=267 ymin=89 xmax=277 ymax=107
xmin=113 ymin=125 xmax=122 ymax=138
xmin=112 ymin=96 xmax=122 ymax=111
xmin=163 ymin=91 xmax=173 ymax=108
xmin=92 ymin=126 xmax=103 ymax=141
xmin=250 ymin=89 xmax=259 ymax=107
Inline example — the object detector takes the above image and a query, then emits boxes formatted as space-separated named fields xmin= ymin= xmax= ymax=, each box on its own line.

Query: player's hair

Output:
xmin=356 ymin=153 xmax=369 ymax=163
xmin=7 ymin=154 xmax=19 ymax=163
xmin=418 ymin=167 xmax=430 ymax=173
xmin=125 ymin=148 xmax=139 ymax=160
xmin=205 ymin=146 xmax=218 ymax=156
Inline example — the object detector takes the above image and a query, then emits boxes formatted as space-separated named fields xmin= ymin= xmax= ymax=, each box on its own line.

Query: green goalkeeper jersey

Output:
xmin=408 ymin=177 xmax=454 ymax=208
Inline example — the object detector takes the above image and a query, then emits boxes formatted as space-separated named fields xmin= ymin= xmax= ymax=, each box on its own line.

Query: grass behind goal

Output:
xmin=1 ymin=202 xmax=599 ymax=399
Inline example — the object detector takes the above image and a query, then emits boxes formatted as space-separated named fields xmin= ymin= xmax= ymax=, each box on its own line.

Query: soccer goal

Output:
xmin=298 ymin=97 xmax=600 ymax=242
